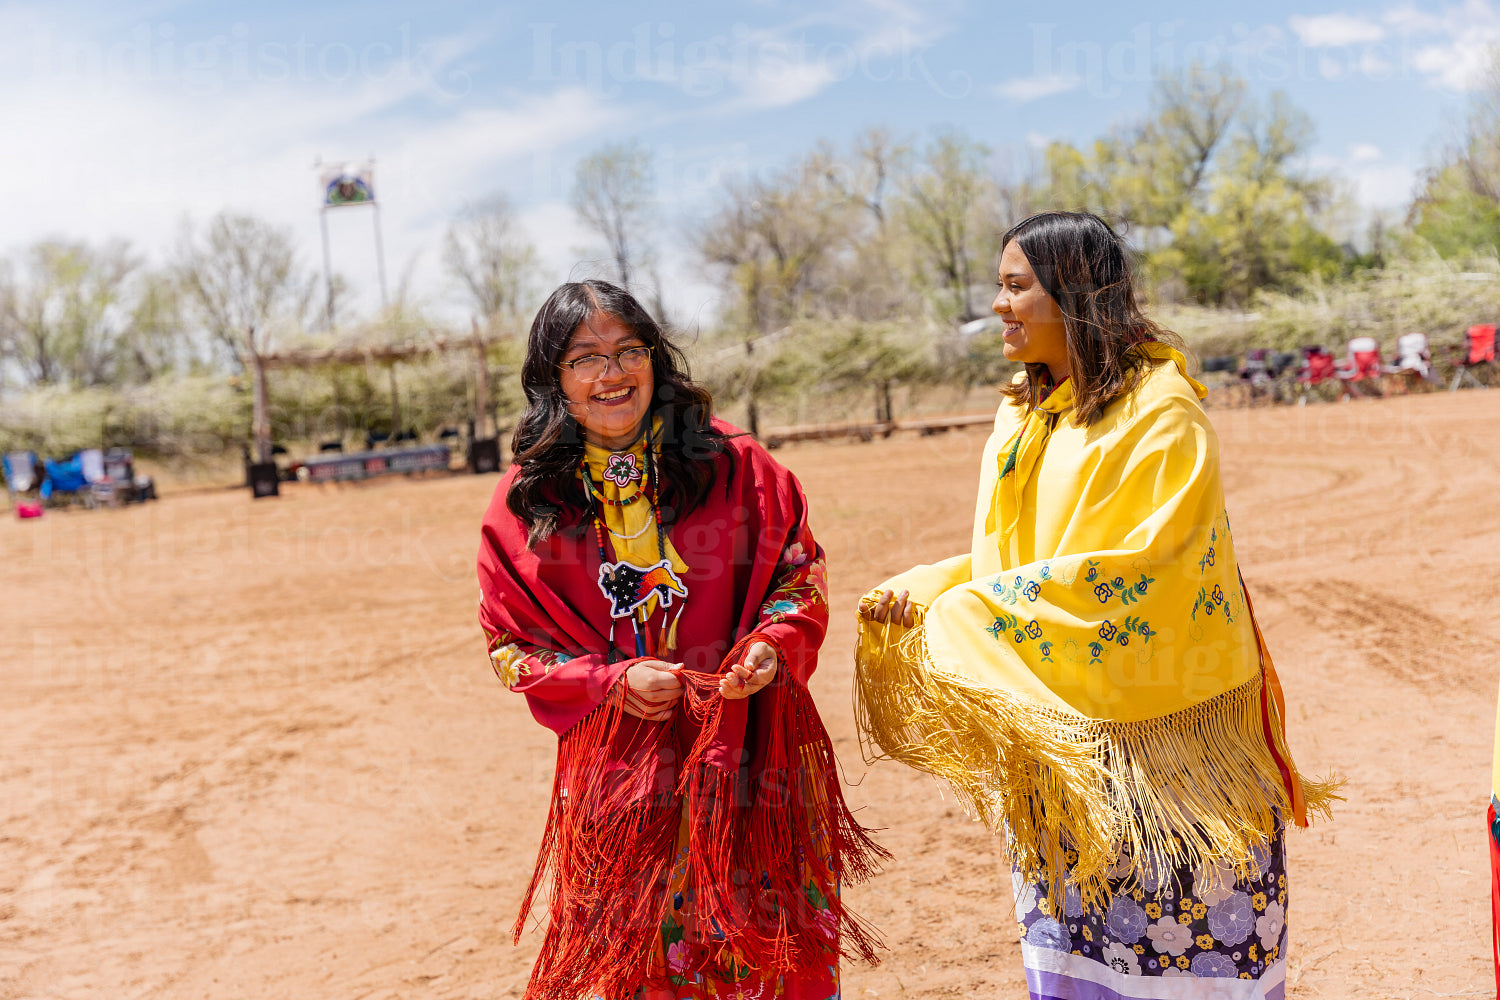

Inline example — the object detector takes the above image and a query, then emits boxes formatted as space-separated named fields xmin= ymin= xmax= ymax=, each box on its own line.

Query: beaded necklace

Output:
xmin=582 ymin=430 xmax=688 ymax=659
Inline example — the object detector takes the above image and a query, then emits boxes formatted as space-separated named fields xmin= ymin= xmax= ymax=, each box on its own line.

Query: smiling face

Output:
xmin=993 ymin=240 xmax=1070 ymax=383
xmin=559 ymin=311 xmax=654 ymax=450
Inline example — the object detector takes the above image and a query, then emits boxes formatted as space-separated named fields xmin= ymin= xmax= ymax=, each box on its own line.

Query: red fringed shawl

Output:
xmin=476 ymin=421 xmax=887 ymax=1000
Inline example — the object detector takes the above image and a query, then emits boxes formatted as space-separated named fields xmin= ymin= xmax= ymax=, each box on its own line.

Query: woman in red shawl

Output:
xmin=477 ymin=280 xmax=884 ymax=1000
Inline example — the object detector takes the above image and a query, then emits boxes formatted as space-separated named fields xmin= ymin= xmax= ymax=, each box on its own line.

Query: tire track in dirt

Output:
xmin=1256 ymin=577 xmax=1500 ymax=691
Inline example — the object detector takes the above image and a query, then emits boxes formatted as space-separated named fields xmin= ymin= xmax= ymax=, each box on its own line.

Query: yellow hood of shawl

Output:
xmin=854 ymin=344 xmax=1336 ymax=908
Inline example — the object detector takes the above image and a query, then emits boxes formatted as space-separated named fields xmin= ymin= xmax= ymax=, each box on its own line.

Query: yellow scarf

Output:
xmin=582 ymin=423 xmax=690 ymax=635
xmin=855 ymin=344 xmax=1336 ymax=908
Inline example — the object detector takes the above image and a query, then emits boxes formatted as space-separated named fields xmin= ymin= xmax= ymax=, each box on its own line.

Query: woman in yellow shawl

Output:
xmin=856 ymin=211 xmax=1335 ymax=995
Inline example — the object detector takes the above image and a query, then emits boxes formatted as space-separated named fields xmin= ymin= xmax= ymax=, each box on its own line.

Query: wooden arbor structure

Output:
xmin=243 ymin=322 xmax=502 ymax=483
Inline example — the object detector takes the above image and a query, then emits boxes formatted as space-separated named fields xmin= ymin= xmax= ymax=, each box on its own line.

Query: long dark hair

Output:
xmin=999 ymin=211 xmax=1183 ymax=425
xmin=506 ymin=280 xmax=731 ymax=547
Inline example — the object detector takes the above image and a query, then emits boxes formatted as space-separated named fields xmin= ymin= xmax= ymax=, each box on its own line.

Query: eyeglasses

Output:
xmin=558 ymin=346 xmax=652 ymax=382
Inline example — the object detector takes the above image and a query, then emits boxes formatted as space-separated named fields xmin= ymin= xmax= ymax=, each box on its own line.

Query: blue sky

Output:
xmin=0 ymin=0 xmax=1493 ymax=324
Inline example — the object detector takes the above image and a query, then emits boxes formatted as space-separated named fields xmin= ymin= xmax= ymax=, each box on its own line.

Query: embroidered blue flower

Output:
xmin=1024 ymin=581 xmax=1041 ymax=601
xmin=1212 ymin=585 xmax=1225 ymax=604
xmin=1025 ymin=620 xmax=1043 ymax=639
xmin=1117 ymin=633 xmax=1129 ymax=646
xmin=1039 ymin=641 xmax=1053 ymax=657
xmin=555 ymin=652 xmax=574 ymax=664
xmin=1088 ymin=641 xmax=1103 ymax=658
xmin=1094 ymin=583 xmax=1114 ymax=603
xmin=1098 ymin=621 xmax=1117 ymax=641
xmin=1039 ymin=564 xmax=1052 ymax=581
xmin=1137 ymin=623 xmax=1154 ymax=641
xmin=763 ymin=599 xmax=799 ymax=617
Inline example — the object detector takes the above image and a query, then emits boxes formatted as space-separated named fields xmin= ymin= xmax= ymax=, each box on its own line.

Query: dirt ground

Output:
xmin=2 ymin=389 xmax=1497 ymax=999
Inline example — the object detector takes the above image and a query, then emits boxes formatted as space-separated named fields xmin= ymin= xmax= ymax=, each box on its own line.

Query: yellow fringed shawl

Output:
xmin=854 ymin=344 xmax=1337 ymax=910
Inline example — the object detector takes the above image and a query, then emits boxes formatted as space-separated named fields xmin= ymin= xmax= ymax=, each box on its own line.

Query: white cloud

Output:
xmin=1350 ymin=142 xmax=1383 ymax=162
xmin=1379 ymin=0 xmax=1500 ymax=90
xmin=1350 ymin=162 xmax=1421 ymax=207
xmin=737 ymin=57 xmax=842 ymax=109
xmin=1289 ymin=13 xmax=1387 ymax=46
xmin=1412 ymin=37 xmax=1496 ymax=89
xmin=994 ymin=73 xmax=1083 ymax=103
xmin=1283 ymin=1 xmax=1500 ymax=91
xmin=0 ymin=41 xmax=621 ymax=319
xmin=685 ymin=1 xmax=958 ymax=112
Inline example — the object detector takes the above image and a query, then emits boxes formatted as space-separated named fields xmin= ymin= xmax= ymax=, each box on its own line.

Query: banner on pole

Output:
xmin=321 ymin=163 xmax=376 ymax=207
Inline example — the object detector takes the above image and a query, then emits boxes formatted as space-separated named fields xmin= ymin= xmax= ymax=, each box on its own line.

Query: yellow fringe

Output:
xmin=853 ymin=602 xmax=1340 ymax=913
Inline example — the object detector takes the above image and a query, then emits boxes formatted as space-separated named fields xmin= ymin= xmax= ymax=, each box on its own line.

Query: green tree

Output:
xmin=1039 ymin=65 xmax=1339 ymax=305
xmin=897 ymin=130 xmax=995 ymax=323
xmin=1159 ymin=93 xmax=1341 ymax=305
xmin=1410 ymin=49 xmax=1500 ymax=258
xmin=815 ymin=321 xmax=935 ymax=421
xmin=0 ymin=240 xmax=139 ymax=386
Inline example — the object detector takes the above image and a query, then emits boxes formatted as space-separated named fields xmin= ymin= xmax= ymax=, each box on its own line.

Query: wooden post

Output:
xmin=387 ymin=363 xmax=400 ymax=442
xmin=745 ymin=332 xmax=759 ymax=437
xmin=250 ymin=340 xmax=271 ymax=465
xmin=472 ymin=318 xmax=491 ymax=441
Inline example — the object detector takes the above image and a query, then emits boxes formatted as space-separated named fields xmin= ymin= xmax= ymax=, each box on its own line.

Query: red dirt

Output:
xmin=2 ymin=389 xmax=1496 ymax=998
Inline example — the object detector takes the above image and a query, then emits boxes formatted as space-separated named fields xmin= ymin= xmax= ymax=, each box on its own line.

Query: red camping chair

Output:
xmin=1453 ymin=324 xmax=1497 ymax=391
xmin=1297 ymin=346 xmax=1338 ymax=404
xmin=1335 ymin=337 xmax=1383 ymax=397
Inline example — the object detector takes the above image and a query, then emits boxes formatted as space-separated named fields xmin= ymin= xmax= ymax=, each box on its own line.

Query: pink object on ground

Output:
xmin=16 ymin=501 xmax=43 ymax=519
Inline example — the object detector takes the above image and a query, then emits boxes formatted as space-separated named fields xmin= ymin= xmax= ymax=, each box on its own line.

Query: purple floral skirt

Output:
xmin=1013 ymin=821 xmax=1289 ymax=999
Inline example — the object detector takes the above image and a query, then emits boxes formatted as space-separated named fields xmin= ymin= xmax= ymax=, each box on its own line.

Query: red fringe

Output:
xmin=512 ymin=685 xmax=681 ymax=1000
xmin=515 ymin=634 xmax=888 ymax=999
xmin=678 ymin=633 xmax=889 ymax=977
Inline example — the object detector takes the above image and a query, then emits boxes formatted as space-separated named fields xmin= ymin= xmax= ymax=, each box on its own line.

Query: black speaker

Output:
xmin=248 ymin=461 xmax=280 ymax=498
xmin=468 ymin=438 xmax=501 ymax=474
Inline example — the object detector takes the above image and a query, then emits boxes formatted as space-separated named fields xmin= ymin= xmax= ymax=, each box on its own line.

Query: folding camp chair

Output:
xmin=1239 ymin=349 xmax=1278 ymax=405
xmin=103 ymin=448 xmax=155 ymax=503
xmin=1335 ymin=337 xmax=1383 ymax=398
xmin=75 ymin=449 xmax=118 ymax=507
xmin=3 ymin=451 xmax=39 ymax=499
xmin=1452 ymin=324 xmax=1496 ymax=391
xmin=41 ymin=453 xmax=92 ymax=507
xmin=1385 ymin=332 xmax=1436 ymax=392
xmin=1297 ymin=346 xmax=1338 ymax=404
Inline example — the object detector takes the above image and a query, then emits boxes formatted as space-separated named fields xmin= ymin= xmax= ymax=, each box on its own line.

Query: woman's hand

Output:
xmin=863 ymin=589 xmax=915 ymax=627
xmin=720 ymin=641 xmax=777 ymax=699
xmin=612 ymin=659 xmax=684 ymax=721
